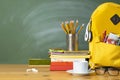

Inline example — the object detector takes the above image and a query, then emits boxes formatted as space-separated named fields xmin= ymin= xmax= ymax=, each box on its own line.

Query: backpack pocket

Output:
xmin=94 ymin=42 xmax=120 ymax=67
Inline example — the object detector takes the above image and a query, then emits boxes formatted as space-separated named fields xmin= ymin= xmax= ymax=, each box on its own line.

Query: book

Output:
xmin=49 ymin=49 xmax=90 ymax=71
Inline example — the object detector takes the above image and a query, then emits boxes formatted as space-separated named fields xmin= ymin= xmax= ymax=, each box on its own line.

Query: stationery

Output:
xmin=60 ymin=20 xmax=84 ymax=35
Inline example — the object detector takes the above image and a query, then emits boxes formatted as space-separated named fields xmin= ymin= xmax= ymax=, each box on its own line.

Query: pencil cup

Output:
xmin=66 ymin=34 xmax=79 ymax=51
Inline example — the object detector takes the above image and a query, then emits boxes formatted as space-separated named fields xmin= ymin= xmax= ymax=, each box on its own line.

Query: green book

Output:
xmin=29 ymin=59 xmax=50 ymax=65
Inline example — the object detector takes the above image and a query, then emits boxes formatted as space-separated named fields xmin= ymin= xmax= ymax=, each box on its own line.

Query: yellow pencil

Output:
xmin=65 ymin=21 xmax=71 ymax=34
xmin=70 ymin=20 xmax=75 ymax=34
xmin=61 ymin=22 xmax=67 ymax=34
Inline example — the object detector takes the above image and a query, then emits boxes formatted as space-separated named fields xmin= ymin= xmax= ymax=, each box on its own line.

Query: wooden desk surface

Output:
xmin=0 ymin=64 xmax=120 ymax=80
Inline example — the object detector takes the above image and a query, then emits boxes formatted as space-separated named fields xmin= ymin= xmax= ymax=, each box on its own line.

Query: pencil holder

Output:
xmin=66 ymin=34 xmax=79 ymax=51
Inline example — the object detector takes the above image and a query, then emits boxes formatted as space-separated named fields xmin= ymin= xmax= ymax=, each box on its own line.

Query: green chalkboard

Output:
xmin=0 ymin=0 xmax=120 ymax=64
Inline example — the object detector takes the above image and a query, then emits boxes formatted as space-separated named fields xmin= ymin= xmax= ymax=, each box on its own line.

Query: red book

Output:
xmin=50 ymin=62 xmax=73 ymax=71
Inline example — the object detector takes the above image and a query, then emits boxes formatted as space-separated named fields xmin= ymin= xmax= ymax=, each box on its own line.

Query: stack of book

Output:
xmin=48 ymin=49 xmax=90 ymax=71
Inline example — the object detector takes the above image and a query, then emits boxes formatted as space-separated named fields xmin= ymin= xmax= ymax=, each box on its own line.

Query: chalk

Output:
xmin=26 ymin=68 xmax=38 ymax=73
xmin=32 ymin=68 xmax=38 ymax=72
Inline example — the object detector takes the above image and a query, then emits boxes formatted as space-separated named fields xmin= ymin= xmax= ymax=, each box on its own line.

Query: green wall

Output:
xmin=0 ymin=0 xmax=120 ymax=64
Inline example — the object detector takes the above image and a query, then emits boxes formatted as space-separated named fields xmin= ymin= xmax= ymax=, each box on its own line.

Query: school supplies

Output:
xmin=49 ymin=49 xmax=90 ymax=71
xmin=85 ymin=2 xmax=120 ymax=69
xmin=75 ymin=20 xmax=79 ymax=31
xmin=65 ymin=21 xmax=71 ymax=34
xmin=60 ymin=20 xmax=84 ymax=35
xmin=61 ymin=22 xmax=68 ymax=34
xmin=70 ymin=20 xmax=75 ymax=34
xmin=60 ymin=20 xmax=84 ymax=51
xmin=76 ymin=24 xmax=84 ymax=34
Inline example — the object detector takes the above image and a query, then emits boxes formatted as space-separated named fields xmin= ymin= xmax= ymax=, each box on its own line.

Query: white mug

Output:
xmin=73 ymin=60 xmax=89 ymax=73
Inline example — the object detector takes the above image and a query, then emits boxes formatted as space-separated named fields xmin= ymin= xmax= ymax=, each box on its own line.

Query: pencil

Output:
xmin=65 ymin=21 xmax=71 ymax=34
xmin=70 ymin=20 xmax=75 ymax=34
xmin=78 ymin=24 xmax=84 ymax=34
xmin=75 ymin=20 xmax=79 ymax=33
xmin=61 ymin=22 xmax=67 ymax=34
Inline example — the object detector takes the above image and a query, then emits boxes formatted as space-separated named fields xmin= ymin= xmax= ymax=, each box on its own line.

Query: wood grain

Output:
xmin=0 ymin=64 xmax=120 ymax=80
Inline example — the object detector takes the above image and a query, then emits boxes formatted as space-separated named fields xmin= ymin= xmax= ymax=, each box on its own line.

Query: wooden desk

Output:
xmin=0 ymin=64 xmax=120 ymax=80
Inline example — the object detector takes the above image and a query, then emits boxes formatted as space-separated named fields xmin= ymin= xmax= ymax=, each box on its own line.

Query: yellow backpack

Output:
xmin=85 ymin=2 xmax=120 ymax=69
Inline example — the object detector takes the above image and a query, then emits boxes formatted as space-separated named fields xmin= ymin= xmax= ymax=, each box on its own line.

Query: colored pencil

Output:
xmin=78 ymin=24 xmax=84 ymax=34
xmin=61 ymin=22 xmax=68 ymax=34
xmin=70 ymin=20 xmax=75 ymax=34
xmin=65 ymin=21 xmax=71 ymax=34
